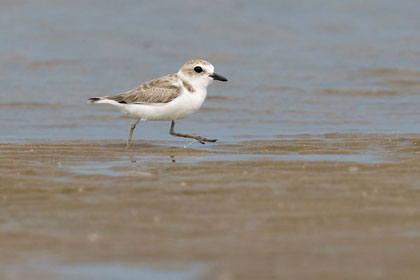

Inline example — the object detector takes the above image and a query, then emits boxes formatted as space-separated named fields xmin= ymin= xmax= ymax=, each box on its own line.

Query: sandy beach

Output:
xmin=1 ymin=135 xmax=420 ymax=279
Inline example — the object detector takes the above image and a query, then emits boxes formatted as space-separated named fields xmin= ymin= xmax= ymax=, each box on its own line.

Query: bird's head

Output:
xmin=178 ymin=59 xmax=227 ymax=89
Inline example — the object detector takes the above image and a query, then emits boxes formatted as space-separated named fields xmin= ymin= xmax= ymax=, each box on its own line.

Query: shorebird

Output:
xmin=89 ymin=59 xmax=228 ymax=148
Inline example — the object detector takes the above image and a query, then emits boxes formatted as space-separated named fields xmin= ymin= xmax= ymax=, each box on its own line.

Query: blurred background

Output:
xmin=1 ymin=1 xmax=420 ymax=280
xmin=1 ymin=0 xmax=419 ymax=142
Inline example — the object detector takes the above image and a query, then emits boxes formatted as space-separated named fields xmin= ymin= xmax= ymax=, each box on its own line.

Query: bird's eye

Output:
xmin=194 ymin=66 xmax=203 ymax=73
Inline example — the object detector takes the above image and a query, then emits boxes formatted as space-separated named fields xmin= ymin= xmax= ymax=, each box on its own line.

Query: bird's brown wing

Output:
xmin=106 ymin=74 xmax=181 ymax=104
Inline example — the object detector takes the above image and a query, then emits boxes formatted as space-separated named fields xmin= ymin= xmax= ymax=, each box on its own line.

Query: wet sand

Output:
xmin=1 ymin=135 xmax=419 ymax=279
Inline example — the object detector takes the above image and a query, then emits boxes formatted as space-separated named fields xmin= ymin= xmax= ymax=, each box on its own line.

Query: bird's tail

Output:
xmin=88 ymin=97 xmax=124 ymax=107
xmin=88 ymin=97 xmax=102 ymax=103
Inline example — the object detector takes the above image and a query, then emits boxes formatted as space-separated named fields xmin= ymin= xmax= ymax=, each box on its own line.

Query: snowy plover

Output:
xmin=89 ymin=59 xmax=228 ymax=148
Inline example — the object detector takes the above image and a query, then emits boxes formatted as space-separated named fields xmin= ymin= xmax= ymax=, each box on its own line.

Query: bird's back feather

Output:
xmin=89 ymin=74 xmax=182 ymax=105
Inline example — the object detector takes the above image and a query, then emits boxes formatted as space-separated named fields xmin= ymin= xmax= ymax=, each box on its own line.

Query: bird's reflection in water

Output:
xmin=130 ymin=155 xmax=136 ymax=164
xmin=129 ymin=154 xmax=177 ymax=164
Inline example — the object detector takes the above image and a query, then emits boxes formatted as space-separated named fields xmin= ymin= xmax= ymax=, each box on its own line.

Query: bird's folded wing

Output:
xmin=106 ymin=74 xmax=181 ymax=104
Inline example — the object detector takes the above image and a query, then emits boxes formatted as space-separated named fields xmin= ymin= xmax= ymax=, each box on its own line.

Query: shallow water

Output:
xmin=5 ymin=261 xmax=201 ymax=280
xmin=65 ymin=151 xmax=385 ymax=177
xmin=1 ymin=0 xmax=419 ymax=143
xmin=1 ymin=0 xmax=420 ymax=279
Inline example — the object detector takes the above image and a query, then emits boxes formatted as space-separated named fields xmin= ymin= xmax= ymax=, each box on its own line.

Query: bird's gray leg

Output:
xmin=169 ymin=120 xmax=217 ymax=145
xmin=127 ymin=118 xmax=141 ymax=149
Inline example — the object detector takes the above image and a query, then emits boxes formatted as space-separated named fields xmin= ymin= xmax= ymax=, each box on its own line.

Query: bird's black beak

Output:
xmin=210 ymin=73 xmax=228 ymax=82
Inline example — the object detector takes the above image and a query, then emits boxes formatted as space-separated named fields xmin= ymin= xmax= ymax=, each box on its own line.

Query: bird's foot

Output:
xmin=195 ymin=136 xmax=217 ymax=144
xmin=183 ymin=136 xmax=217 ymax=148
